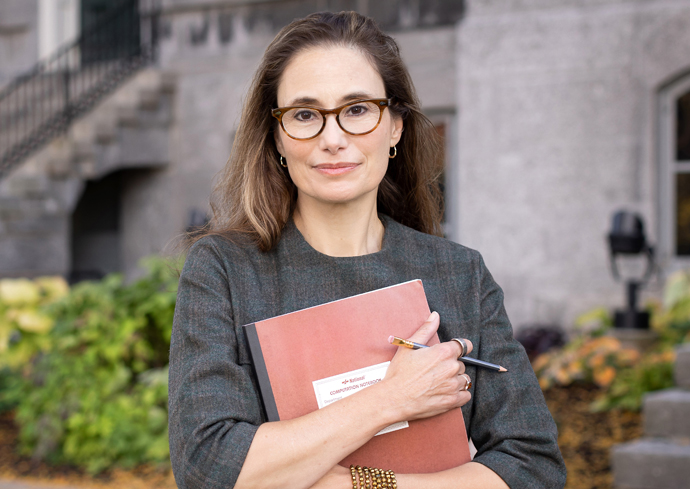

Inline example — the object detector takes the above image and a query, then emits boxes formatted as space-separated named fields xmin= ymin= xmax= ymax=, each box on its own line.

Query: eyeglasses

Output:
xmin=272 ymin=98 xmax=391 ymax=140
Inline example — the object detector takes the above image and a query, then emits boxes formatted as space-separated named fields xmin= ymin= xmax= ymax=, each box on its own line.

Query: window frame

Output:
xmin=425 ymin=109 xmax=458 ymax=241
xmin=658 ymin=74 xmax=690 ymax=270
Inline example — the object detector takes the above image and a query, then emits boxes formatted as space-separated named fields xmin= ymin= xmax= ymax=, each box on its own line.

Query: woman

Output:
xmin=168 ymin=11 xmax=566 ymax=489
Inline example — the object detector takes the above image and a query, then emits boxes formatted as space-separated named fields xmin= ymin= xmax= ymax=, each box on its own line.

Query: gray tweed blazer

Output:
xmin=168 ymin=216 xmax=567 ymax=488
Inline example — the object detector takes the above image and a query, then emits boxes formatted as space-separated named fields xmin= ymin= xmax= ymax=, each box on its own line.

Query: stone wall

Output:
xmin=457 ymin=0 xmax=690 ymax=328
xmin=0 ymin=0 xmax=462 ymax=282
xmin=5 ymin=0 xmax=690 ymax=334
xmin=143 ymin=0 xmax=461 ymax=272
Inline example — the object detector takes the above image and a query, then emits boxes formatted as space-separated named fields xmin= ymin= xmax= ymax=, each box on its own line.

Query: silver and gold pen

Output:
xmin=388 ymin=336 xmax=508 ymax=372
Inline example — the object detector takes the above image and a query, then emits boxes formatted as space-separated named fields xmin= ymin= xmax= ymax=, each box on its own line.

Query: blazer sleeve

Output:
xmin=168 ymin=238 xmax=262 ymax=489
xmin=468 ymin=251 xmax=567 ymax=489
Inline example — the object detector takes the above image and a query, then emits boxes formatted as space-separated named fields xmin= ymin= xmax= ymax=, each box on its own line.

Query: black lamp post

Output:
xmin=607 ymin=211 xmax=655 ymax=329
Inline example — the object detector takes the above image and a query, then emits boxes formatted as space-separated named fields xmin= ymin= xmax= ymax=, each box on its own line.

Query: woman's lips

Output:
xmin=313 ymin=163 xmax=359 ymax=175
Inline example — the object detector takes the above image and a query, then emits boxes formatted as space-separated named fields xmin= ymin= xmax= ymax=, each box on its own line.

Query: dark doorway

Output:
xmin=69 ymin=171 xmax=123 ymax=283
xmin=80 ymin=0 xmax=141 ymax=65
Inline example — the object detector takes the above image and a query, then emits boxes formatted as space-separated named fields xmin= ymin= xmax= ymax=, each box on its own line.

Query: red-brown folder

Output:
xmin=242 ymin=279 xmax=471 ymax=474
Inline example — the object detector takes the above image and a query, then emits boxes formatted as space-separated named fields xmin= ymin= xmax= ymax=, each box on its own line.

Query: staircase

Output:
xmin=0 ymin=68 xmax=175 ymax=278
xmin=612 ymin=344 xmax=690 ymax=489
xmin=0 ymin=0 xmax=160 ymax=179
xmin=0 ymin=0 xmax=173 ymax=278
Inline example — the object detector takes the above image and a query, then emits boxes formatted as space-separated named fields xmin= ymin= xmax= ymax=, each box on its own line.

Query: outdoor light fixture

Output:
xmin=607 ymin=211 xmax=655 ymax=329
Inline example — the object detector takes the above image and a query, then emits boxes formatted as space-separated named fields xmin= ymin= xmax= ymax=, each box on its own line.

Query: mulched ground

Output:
xmin=0 ymin=411 xmax=175 ymax=489
xmin=544 ymin=384 xmax=643 ymax=489
xmin=0 ymin=385 xmax=641 ymax=489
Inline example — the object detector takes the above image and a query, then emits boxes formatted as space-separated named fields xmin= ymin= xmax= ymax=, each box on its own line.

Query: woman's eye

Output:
xmin=344 ymin=104 xmax=368 ymax=117
xmin=294 ymin=110 xmax=318 ymax=122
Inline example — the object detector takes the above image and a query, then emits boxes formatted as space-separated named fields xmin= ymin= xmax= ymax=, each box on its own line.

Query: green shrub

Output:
xmin=0 ymin=257 xmax=179 ymax=474
xmin=0 ymin=276 xmax=69 ymax=412
xmin=590 ymin=350 xmax=676 ymax=411
xmin=652 ymin=270 xmax=690 ymax=347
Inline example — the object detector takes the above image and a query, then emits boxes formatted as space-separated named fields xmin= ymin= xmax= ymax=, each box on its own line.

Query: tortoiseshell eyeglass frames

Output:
xmin=271 ymin=99 xmax=391 ymax=140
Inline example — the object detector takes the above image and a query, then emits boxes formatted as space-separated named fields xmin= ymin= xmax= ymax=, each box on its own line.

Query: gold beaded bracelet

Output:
xmin=350 ymin=464 xmax=396 ymax=489
xmin=350 ymin=465 xmax=359 ymax=489
xmin=372 ymin=467 xmax=381 ymax=489
xmin=386 ymin=469 xmax=397 ymax=489
xmin=350 ymin=465 xmax=398 ymax=489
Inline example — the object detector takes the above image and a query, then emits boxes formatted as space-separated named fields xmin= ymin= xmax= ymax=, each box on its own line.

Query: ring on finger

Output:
xmin=451 ymin=338 xmax=469 ymax=358
xmin=459 ymin=373 xmax=472 ymax=391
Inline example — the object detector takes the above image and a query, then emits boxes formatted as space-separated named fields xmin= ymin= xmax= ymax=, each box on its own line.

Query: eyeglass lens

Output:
xmin=281 ymin=101 xmax=382 ymax=139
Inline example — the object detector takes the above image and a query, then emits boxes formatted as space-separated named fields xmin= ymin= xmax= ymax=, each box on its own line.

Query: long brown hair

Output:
xmin=208 ymin=11 xmax=444 ymax=251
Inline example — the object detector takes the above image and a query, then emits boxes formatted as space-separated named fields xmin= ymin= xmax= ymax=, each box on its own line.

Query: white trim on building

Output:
xmin=38 ymin=0 xmax=79 ymax=60
xmin=658 ymin=72 xmax=690 ymax=272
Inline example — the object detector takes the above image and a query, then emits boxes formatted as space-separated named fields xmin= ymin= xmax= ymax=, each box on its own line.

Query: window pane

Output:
xmin=678 ymin=91 xmax=690 ymax=161
xmin=676 ymin=173 xmax=690 ymax=255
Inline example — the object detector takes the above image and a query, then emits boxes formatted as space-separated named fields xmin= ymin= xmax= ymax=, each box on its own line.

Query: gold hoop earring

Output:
xmin=389 ymin=146 xmax=397 ymax=159
xmin=279 ymin=155 xmax=287 ymax=168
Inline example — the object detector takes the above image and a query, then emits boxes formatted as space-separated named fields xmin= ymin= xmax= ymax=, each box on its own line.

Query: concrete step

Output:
xmin=676 ymin=343 xmax=690 ymax=389
xmin=612 ymin=438 xmax=690 ymax=489
xmin=2 ymin=174 xmax=50 ymax=199
xmin=42 ymin=70 xmax=175 ymax=180
xmin=643 ymin=389 xmax=690 ymax=439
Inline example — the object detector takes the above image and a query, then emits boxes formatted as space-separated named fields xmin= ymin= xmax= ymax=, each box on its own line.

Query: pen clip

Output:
xmin=390 ymin=336 xmax=414 ymax=348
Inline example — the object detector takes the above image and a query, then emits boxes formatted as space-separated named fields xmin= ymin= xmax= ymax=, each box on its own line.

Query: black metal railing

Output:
xmin=0 ymin=0 xmax=160 ymax=180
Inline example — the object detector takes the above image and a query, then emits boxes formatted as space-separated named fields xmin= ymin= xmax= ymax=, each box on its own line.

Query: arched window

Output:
xmin=659 ymin=75 xmax=690 ymax=265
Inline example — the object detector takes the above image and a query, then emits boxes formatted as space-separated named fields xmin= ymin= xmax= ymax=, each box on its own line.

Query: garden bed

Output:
xmin=1 ymin=384 xmax=641 ymax=489
xmin=544 ymin=384 xmax=643 ymax=489
xmin=0 ymin=411 xmax=175 ymax=489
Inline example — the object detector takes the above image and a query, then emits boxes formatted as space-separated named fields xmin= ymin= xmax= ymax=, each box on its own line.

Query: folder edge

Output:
xmin=244 ymin=323 xmax=280 ymax=421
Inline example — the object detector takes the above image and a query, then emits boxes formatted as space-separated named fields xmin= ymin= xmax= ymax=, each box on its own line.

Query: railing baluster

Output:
xmin=0 ymin=0 xmax=159 ymax=178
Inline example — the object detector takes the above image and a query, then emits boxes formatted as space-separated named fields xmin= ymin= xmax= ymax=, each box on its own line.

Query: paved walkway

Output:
xmin=0 ymin=481 xmax=81 ymax=489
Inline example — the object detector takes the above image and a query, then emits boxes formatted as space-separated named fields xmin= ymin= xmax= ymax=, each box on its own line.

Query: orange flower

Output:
xmin=617 ymin=349 xmax=640 ymax=364
xmin=556 ymin=367 xmax=571 ymax=385
xmin=661 ymin=350 xmax=677 ymax=363
xmin=597 ymin=336 xmax=622 ymax=351
xmin=567 ymin=360 xmax=584 ymax=378
xmin=588 ymin=353 xmax=606 ymax=369
xmin=579 ymin=336 xmax=621 ymax=356
xmin=532 ymin=353 xmax=551 ymax=372
xmin=594 ymin=366 xmax=616 ymax=387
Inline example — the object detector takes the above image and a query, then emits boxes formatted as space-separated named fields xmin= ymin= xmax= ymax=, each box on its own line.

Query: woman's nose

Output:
xmin=318 ymin=114 xmax=348 ymax=153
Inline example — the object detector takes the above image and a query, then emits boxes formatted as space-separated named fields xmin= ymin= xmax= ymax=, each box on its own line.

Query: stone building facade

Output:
xmin=1 ymin=0 xmax=690 ymax=331
xmin=458 ymin=0 xmax=690 ymax=328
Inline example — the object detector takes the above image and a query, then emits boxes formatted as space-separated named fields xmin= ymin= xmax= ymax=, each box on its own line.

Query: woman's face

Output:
xmin=274 ymin=45 xmax=403 ymax=208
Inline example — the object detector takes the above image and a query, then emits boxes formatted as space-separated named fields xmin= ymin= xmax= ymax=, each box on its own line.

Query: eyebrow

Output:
xmin=284 ymin=91 xmax=378 ymax=107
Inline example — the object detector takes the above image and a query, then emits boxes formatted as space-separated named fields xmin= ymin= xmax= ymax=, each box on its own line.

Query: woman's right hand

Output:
xmin=379 ymin=311 xmax=473 ymax=422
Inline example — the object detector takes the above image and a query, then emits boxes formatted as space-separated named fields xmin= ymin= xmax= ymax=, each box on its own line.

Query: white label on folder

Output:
xmin=312 ymin=361 xmax=409 ymax=436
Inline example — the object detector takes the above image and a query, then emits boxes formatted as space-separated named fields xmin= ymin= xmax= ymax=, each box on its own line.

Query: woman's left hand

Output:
xmin=307 ymin=464 xmax=351 ymax=489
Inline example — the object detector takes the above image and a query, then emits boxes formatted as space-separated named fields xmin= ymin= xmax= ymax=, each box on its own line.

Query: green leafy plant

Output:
xmin=0 ymin=276 xmax=69 ymax=412
xmin=1 ymin=256 xmax=180 ymax=473
xmin=533 ymin=270 xmax=690 ymax=412
xmin=652 ymin=270 xmax=690 ymax=347
xmin=532 ymin=335 xmax=641 ymax=391
xmin=591 ymin=350 xmax=676 ymax=411
xmin=0 ymin=276 xmax=69 ymax=364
